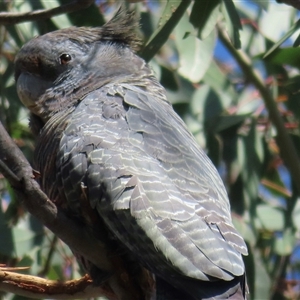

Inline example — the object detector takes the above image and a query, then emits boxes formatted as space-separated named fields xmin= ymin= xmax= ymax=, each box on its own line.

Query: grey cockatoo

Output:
xmin=14 ymin=9 xmax=248 ymax=300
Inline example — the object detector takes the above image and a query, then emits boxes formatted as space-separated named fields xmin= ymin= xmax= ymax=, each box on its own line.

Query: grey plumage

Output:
xmin=15 ymin=9 xmax=248 ymax=300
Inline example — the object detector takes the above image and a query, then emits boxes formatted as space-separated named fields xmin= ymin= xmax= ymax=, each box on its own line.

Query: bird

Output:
xmin=14 ymin=8 xmax=248 ymax=300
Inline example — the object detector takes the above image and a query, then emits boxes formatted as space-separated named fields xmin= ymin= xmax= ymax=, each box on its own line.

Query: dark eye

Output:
xmin=59 ymin=53 xmax=72 ymax=65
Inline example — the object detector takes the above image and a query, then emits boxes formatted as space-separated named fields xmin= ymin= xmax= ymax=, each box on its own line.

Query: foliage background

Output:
xmin=1 ymin=0 xmax=300 ymax=299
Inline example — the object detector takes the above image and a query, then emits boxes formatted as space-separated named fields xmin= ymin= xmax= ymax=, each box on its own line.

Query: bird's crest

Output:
xmin=99 ymin=7 xmax=142 ymax=52
xmin=48 ymin=8 xmax=142 ymax=52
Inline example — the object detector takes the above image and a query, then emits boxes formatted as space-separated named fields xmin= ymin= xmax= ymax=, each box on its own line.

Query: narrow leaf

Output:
xmin=222 ymin=0 xmax=242 ymax=48
xmin=264 ymin=18 xmax=300 ymax=58
xmin=175 ymin=13 xmax=216 ymax=83
xmin=293 ymin=32 xmax=300 ymax=47
xmin=190 ymin=0 xmax=221 ymax=39
xmin=141 ymin=0 xmax=192 ymax=62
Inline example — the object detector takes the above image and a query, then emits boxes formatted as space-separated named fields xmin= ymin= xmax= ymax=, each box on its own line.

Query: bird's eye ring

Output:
xmin=59 ymin=53 xmax=72 ymax=65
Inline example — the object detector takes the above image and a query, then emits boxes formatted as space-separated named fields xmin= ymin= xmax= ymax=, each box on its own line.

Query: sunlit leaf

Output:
xmin=254 ymin=249 xmax=271 ymax=299
xmin=175 ymin=14 xmax=216 ymax=83
xmin=256 ymin=204 xmax=284 ymax=231
xmin=238 ymin=120 xmax=263 ymax=207
xmin=190 ymin=0 xmax=221 ymax=39
xmin=221 ymin=0 xmax=242 ymax=48
xmin=142 ymin=0 xmax=191 ymax=62
xmin=40 ymin=0 xmax=72 ymax=29
xmin=263 ymin=18 xmax=300 ymax=58
xmin=274 ymin=228 xmax=295 ymax=255
xmin=202 ymin=60 xmax=237 ymax=99
xmin=214 ymin=114 xmax=250 ymax=132
xmin=265 ymin=47 xmax=300 ymax=68
xmin=232 ymin=215 xmax=256 ymax=246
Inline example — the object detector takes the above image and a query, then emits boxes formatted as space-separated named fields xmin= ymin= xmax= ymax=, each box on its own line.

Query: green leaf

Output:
xmin=141 ymin=0 xmax=192 ymax=62
xmin=40 ymin=0 xmax=72 ymax=29
xmin=232 ymin=215 xmax=256 ymax=246
xmin=274 ymin=228 xmax=295 ymax=255
xmin=263 ymin=18 xmax=300 ymax=58
xmin=238 ymin=120 xmax=263 ymax=206
xmin=222 ymin=0 xmax=242 ymax=48
xmin=16 ymin=254 xmax=34 ymax=269
xmin=256 ymin=204 xmax=284 ymax=231
xmin=214 ymin=114 xmax=250 ymax=132
xmin=190 ymin=0 xmax=221 ymax=39
xmin=202 ymin=60 xmax=237 ymax=99
xmin=10 ymin=215 xmax=45 ymax=258
xmin=175 ymin=12 xmax=216 ymax=83
xmin=265 ymin=47 xmax=300 ymax=69
xmin=223 ymin=0 xmax=242 ymax=30
xmin=252 ymin=0 xmax=269 ymax=10
xmin=253 ymin=249 xmax=271 ymax=299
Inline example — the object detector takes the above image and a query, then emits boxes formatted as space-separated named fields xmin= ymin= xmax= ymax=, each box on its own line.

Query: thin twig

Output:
xmin=0 ymin=271 xmax=115 ymax=300
xmin=38 ymin=235 xmax=58 ymax=277
xmin=0 ymin=0 xmax=94 ymax=25
xmin=218 ymin=25 xmax=300 ymax=195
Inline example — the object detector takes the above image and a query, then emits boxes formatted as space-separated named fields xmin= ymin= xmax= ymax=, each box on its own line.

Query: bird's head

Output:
xmin=15 ymin=9 xmax=143 ymax=123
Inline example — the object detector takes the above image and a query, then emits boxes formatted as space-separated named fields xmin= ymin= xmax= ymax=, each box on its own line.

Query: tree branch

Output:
xmin=0 ymin=0 xmax=94 ymax=25
xmin=0 ymin=270 xmax=115 ymax=300
xmin=218 ymin=25 xmax=300 ymax=194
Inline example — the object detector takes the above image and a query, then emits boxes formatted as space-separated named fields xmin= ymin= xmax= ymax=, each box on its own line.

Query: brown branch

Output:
xmin=0 ymin=270 xmax=115 ymax=300
xmin=218 ymin=25 xmax=300 ymax=194
xmin=0 ymin=0 xmax=94 ymax=25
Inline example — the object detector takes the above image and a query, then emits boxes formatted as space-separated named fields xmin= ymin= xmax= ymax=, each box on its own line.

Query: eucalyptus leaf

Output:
xmin=221 ymin=0 xmax=242 ymax=48
xmin=256 ymin=204 xmax=284 ymax=231
xmin=274 ymin=228 xmax=295 ymax=255
xmin=190 ymin=0 xmax=221 ymax=39
xmin=232 ymin=214 xmax=256 ymax=246
xmin=265 ymin=47 xmax=300 ymax=68
xmin=264 ymin=18 xmax=300 ymax=58
xmin=40 ymin=0 xmax=72 ymax=29
xmin=254 ymin=249 xmax=271 ymax=299
xmin=175 ymin=14 xmax=216 ymax=83
xmin=214 ymin=114 xmax=250 ymax=133
xmin=142 ymin=0 xmax=191 ymax=62
xmin=202 ymin=60 xmax=237 ymax=99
